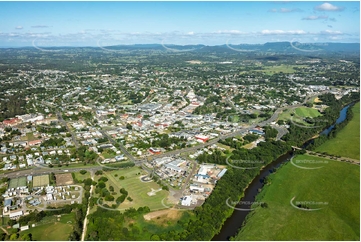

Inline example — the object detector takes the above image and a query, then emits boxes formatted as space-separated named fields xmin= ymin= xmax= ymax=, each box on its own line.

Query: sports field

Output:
xmin=316 ymin=102 xmax=360 ymax=160
xmin=101 ymin=167 xmax=170 ymax=211
xmin=236 ymin=154 xmax=360 ymax=240
xmin=33 ymin=175 xmax=50 ymax=187
xmin=19 ymin=213 xmax=75 ymax=241
xmin=294 ymin=107 xmax=321 ymax=118
xmin=8 ymin=177 xmax=27 ymax=189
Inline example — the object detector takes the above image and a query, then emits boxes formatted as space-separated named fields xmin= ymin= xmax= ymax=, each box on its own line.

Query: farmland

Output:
xmin=235 ymin=154 xmax=360 ymax=240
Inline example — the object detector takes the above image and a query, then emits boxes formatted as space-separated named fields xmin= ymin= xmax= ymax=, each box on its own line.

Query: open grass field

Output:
xmin=216 ymin=143 xmax=235 ymax=152
xmin=33 ymin=175 xmax=49 ymax=187
xmin=278 ymin=107 xmax=321 ymax=127
xmin=19 ymin=213 xmax=75 ymax=241
xmin=26 ymin=133 xmax=36 ymax=141
xmin=254 ymin=64 xmax=307 ymax=75
xmin=73 ymin=170 xmax=91 ymax=182
xmin=229 ymin=115 xmax=240 ymax=123
xmin=315 ymin=102 xmax=360 ymax=160
xmin=236 ymin=154 xmax=359 ymax=241
xmin=8 ymin=177 xmax=27 ymax=189
xmin=295 ymin=107 xmax=321 ymax=118
xmin=277 ymin=108 xmax=293 ymax=121
xmin=101 ymin=149 xmax=116 ymax=159
xmin=101 ymin=166 xmax=170 ymax=211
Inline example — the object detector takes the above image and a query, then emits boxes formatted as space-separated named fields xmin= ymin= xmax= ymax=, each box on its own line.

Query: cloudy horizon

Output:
xmin=0 ymin=1 xmax=359 ymax=47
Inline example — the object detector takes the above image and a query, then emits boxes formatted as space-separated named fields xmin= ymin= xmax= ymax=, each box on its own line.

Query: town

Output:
xmin=0 ymin=42 xmax=359 ymax=241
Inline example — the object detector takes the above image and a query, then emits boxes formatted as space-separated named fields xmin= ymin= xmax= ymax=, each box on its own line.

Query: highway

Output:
xmin=0 ymin=166 xmax=101 ymax=179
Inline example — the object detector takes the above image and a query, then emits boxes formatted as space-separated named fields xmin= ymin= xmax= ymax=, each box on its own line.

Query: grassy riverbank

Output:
xmin=235 ymin=154 xmax=360 ymax=240
xmin=315 ymin=102 xmax=360 ymax=160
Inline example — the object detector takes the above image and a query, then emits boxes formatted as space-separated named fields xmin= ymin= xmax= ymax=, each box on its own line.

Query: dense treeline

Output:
xmin=159 ymin=140 xmax=291 ymax=240
xmin=37 ymin=125 xmax=67 ymax=134
xmin=283 ymin=92 xmax=359 ymax=146
xmin=0 ymin=95 xmax=26 ymax=122
xmin=70 ymin=145 xmax=98 ymax=163
xmin=308 ymin=102 xmax=356 ymax=149
xmin=86 ymin=206 xmax=151 ymax=240
xmin=42 ymin=137 xmax=65 ymax=147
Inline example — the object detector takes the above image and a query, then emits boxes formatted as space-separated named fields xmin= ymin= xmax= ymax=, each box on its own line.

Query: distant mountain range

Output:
xmin=93 ymin=42 xmax=361 ymax=53
xmin=2 ymin=42 xmax=360 ymax=53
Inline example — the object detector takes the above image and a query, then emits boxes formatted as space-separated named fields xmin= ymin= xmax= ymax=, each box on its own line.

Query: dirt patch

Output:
xmin=55 ymin=173 xmax=74 ymax=186
xmin=314 ymin=97 xmax=322 ymax=103
xmin=143 ymin=209 xmax=182 ymax=222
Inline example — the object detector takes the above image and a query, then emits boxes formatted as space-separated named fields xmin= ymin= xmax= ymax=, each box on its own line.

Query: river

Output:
xmin=320 ymin=104 xmax=351 ymax=136
xmin=212 ymin=103 xmax=353 ymax=241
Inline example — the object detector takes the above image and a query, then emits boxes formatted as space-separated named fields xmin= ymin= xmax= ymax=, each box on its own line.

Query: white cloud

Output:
xmin=320 ymin=30 xmax=343 ymax=35
xmin=31 ymin=25 xmax=52 ymax=28
xmin=261 ymin=30 xmax=306 ymax=35
xmin=214 ymin=30 xmax=246 ymax=35
xmin=315 ymin=3 xmax=344 ymax=12
xmin=268 ymin=8 xmax=302 ymax=13
xmin=302 ymin=15 xmax=328 ymax=20
xmin=15 ymin=26 xmax=23 ymax=30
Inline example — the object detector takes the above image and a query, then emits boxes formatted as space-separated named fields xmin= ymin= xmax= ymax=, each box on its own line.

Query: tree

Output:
xmin=79 ymin=170 xmax=87 ymax=175
xmin=151 ymin=234 xmax=160 ymax=241
xmin=9 ymin=233 xmax=18 ymax=241
xmin=126 ymin=123 xmax=132 ymax=130
xmin=21 ymin=233 xmax=32 ymax=241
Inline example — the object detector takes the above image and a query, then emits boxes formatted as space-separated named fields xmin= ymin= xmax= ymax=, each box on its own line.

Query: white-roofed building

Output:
xmin=181 ymin=196 xmax=192 ymax=206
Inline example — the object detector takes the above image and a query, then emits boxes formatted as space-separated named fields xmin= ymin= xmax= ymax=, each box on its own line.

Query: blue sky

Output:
xmin=0 ymin=1 xmax=359 ymax=47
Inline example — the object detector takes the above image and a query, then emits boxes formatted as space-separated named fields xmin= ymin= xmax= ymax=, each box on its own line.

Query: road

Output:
xmin=141 ymin=91 xmax=328 ymax=163
xmin=81 ymin=171 xmax=94 ymax=241
xmin=0 ymin=166 xmax=101 ymax=179
xmin=0 ymin=91 xmax=329 ymax=180
xmin=99 ymin=130 xmax=139 ymax=164
xmin=57 ymin=112 xmax=80 ymax=148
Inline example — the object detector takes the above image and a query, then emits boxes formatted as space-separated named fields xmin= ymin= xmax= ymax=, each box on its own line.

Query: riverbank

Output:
xmin=232 ymin=101 xmax=360 ymax=240
xmin=315 ymin=102 xmax=360 ymax=159
xmin=212 ymin=151 xmax=292 ymax=241
xmin=234 ymin=154 xmax=360 ymax=240
xmin=213 ymin=94 xmax=359 ymax=240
